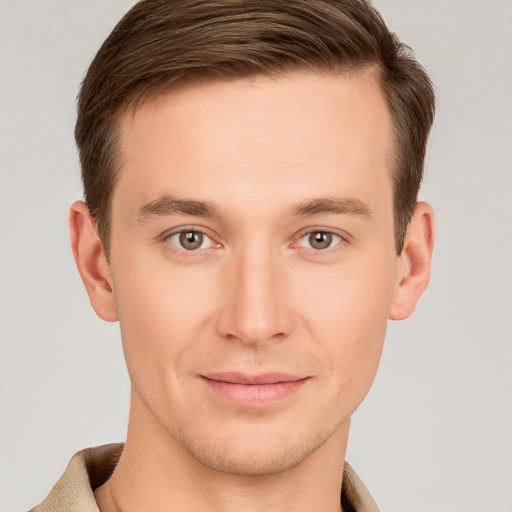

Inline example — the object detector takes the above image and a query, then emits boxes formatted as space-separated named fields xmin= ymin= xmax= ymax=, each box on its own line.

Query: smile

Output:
xmin=200 ymin=372 xmax=311 ymax=406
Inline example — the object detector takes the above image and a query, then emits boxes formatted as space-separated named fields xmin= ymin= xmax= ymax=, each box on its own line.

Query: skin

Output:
xmin=70 ymin=69 xmax=434 ymax=512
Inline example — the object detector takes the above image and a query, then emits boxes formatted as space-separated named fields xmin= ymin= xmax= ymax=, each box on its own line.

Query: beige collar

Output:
xmin=32 ymin=443 xmax=379 ymax=512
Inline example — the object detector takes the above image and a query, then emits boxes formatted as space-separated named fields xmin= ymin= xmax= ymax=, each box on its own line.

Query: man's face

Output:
xmin=108 ymin=70 xmax=400 ymax=475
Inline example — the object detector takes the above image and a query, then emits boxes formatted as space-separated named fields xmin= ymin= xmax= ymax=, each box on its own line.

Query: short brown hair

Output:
xmin=75 ymin=0 xmax=435 ymax=258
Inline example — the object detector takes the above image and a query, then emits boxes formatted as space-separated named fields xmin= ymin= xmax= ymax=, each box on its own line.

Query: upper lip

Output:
xmin=202 ymin=372 xmax=308 ymax=385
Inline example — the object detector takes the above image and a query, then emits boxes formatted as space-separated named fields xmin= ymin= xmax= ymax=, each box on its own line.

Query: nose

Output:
xmin=215 ymin=245 xmax=294 ymax=346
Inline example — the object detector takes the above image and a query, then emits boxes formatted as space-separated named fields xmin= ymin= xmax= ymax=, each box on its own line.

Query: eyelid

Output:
xmin=163 ymin=225 xmax=222 ymax=252
xmin=160 ymin=225 xmax=348 ymax=254
xmin=292 ymin=227 xmax=347 ymax=251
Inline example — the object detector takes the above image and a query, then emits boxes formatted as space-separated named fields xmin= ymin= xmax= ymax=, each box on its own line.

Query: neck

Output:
xmin=95 ymin=390 xmax=350 ymax=512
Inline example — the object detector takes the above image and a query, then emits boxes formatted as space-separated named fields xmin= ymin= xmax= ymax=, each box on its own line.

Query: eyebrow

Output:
xmin=292 ymin=197 xmax=372 ymax=218
xmin=136 ymin=194 xmax=372 ymax=223
xmin=137 ymin=195 xmax=221 ymax=223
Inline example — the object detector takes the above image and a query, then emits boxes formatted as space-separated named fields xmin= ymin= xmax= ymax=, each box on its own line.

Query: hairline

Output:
xmin=97 ymin=63 xmax=404 ymax=259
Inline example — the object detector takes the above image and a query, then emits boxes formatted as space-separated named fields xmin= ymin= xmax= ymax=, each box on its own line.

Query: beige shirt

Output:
xmin=31 ymin=443 xmax=379 ymax=512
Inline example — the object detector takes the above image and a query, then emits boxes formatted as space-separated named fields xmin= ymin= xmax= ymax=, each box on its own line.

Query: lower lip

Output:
xmin=202 ymin=378 xmax=309 ymax=406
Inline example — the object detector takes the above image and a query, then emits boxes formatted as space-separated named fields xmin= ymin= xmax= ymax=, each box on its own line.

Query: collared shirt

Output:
xmin=31 ymin=443 xmax=379 ymax=512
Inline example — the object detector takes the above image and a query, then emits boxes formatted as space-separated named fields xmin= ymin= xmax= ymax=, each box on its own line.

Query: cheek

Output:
xmin=111 ymin=257 xmax=216 ymax=395
xmin=296 ymin=254 xmax=396 ymax=392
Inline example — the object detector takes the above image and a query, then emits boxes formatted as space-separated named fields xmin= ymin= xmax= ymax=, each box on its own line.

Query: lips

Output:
xmin=204 ymin=372 xmax=306 ymax=385
xmin=200 ymin=372 xmax=310 ymax=406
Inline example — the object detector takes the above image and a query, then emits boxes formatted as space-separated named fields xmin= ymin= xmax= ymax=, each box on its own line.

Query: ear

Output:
xmin=389 ymin=201 xmax=435 ymax=320
xmin=69 ymin=201 xmax=118 ymax=322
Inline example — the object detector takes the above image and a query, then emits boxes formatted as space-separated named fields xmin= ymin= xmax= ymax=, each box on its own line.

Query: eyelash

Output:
xmin=294 ymin=231 xmax=344 ymax=251
xmin=165 ymin=228 xmax=220 ymax=254
xmin=164 ymin=227 xmax=345 ymax=255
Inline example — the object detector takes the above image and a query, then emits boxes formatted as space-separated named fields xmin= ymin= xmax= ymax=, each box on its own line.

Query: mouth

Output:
xmin=200 ymin=372 xmax=311 ymax=406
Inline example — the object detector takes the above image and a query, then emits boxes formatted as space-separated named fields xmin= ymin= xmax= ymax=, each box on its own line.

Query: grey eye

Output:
xmin=297 ymin=230 xmax=342 ymax=251
xmin=308 ymin=231 xmax=333 ymax=250
xmin=167 ymin=230 xmax=215 ymax=251
xmin=179 ymin=231 xmax=204 ymax=250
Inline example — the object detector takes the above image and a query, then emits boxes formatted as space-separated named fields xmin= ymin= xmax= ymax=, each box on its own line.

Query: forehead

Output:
xmin=114 ymin=69 xmax=394 ymax=219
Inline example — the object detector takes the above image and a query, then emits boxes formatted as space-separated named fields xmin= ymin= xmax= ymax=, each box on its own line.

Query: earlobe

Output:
xmin=69 ymin=201 xmax=118 ymax=322
xmin=389 ymin=202 xmax=435 ymax=321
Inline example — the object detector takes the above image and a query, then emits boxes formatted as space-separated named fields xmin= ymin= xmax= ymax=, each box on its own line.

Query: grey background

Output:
xmin=1 ymin=1 xmax=511 ymax=511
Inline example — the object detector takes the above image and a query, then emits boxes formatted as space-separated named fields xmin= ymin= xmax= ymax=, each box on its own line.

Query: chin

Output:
xmin=176 ymin=421 xmax=336 ymax=477
xmin=189 ymin=441 xmax=314 ymax=476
